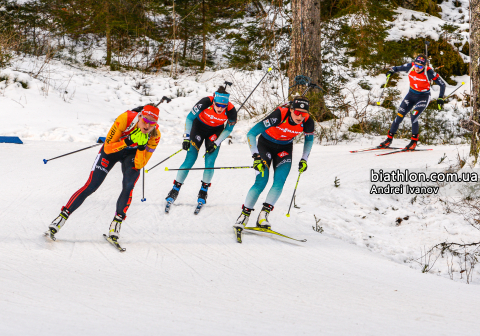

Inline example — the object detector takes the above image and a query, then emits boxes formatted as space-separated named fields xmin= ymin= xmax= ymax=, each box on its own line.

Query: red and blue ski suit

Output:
xmin=389 ymin=62 xmax=446 ymax=136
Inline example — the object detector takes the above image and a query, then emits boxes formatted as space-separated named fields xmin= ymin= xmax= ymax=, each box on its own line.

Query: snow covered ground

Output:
xmin=2 ymin=141 xmax=480 ymax=335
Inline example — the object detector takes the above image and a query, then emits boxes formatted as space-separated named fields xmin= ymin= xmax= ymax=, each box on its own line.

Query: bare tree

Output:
xmin=469 ymin=0 xmax=480 ymax=162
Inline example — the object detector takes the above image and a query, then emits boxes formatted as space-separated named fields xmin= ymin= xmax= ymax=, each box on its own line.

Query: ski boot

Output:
xmin=197 ymin=181 xmax=211 ymax=205
xmin=46 ymin=207 xmax=70 ymax=240
xmin=108 ymin=213 xmax=124 ymax=240
xmin=378 ymin=131 xmax=394 ymax=148
xmin=234 ymin=205 xmax=254 ymax=243
xmin=165 ymin=180 xmax=183 ymax=213
xmin=104 ymin=213 xmax=126 ymax=252
xmin=194 ymin=181 xmax=211 ymax=215
xmin=256 ymin=203 xmax=274 ymax=230
xmin=404 ymin=134 xmax=418 ymax=151
xmin=233 ymin=205 xmax=254 ymax=229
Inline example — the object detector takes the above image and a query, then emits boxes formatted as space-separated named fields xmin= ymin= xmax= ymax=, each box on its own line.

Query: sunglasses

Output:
xmin=142 ymin=117 xmax=157 ymax=126
xmin=414 ymin=64 xmax=425 ymax=69
xmin=293 ymin=109 xmax=309 ymax=117
xmin=214 ymin=103 xmax=227 ymax=109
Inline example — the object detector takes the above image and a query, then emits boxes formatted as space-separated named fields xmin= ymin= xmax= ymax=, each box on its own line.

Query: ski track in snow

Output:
xmin=1 ymin=141 xmax=480 ymax=335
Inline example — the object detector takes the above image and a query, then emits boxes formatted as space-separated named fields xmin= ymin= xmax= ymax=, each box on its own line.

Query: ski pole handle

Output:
xmin=43 ymin=143 xmax=102 ymax=164
xmin=286 ymin=172 xmax=303 ymax=217
xmin=145 ymin=149 xmax=183 ymax=173
xmin=377 ymin=75 xmax=391 ymax=106
xmin=165 ymin=166 xmax=253 ymax=171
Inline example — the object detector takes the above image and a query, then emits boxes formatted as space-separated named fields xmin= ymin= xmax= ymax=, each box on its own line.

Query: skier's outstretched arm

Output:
xmin=247 ymin=122 xmax=268 ymax=155
xmin=184 ymin=97 xmax=213 ymax=135
xmin=104 ymin=112 xmax=130 ymax=154
xmin=386 ymin=63 xmax=413 ymax=77
xmin=429 ymin=69 xmax=446 ymax=98
xmin=302 ymin=134 xmax=314 ymax=161
xmin=214 ymin=106 xmax=238 ymax=146
xmin=301 ymin=117 xmax=315 ymax=161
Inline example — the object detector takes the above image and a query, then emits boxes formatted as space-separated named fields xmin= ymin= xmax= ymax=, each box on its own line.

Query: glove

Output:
xmin=125 ymin=128 xmax=148 ymax=147
xmin=386 ymin=69 xmax=394 ymax=77
xmin=298 ymin=159 xmax=308 ymax=173
xmin=182 ymin=136 xmax=190 ymax=151
xmin=137 ymin=144 xmax=146 ymax=151
xmin=206 ymin=143 xmax=218 ymax=154
xmin=437 ymin=97 xmax=445 ymax=110
xmin=253 ymin=153 xmax=267 ymax=175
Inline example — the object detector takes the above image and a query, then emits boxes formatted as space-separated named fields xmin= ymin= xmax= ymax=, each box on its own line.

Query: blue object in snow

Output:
xmin=97 ymin=137 xmax=106 ymax=143
xmin=0 ymin=136 xmax=23 ymax=144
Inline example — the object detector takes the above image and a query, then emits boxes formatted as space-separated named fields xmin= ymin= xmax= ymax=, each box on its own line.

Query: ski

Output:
xmin=350 ymin=146 xmax=401 ymax=153
xmin=194 ymin=202 xmax=203 ymax=215
xmin=243 ymin=227 xmax=307 ymax=243
xmin=376 ymin=148 xmax=433 ymax=156
xmin=44 ymin=229 xmax=56 ymax=241
xmin=165 ymin=201 xmax=173 ymax=213
xmin=233 ymin=226 xmax=243 ymax=243
xmin=103 ymin=234 xmax=126 ymax=252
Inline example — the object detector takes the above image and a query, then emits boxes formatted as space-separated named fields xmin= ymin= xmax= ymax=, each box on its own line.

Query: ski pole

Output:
xmin=445 ymin=82 xmax=466 ymax=99
xmin=286 ymin=172 xmax=303 ymax=218
xmin=145 ymin=149 xmax=183 ymax=173
xmin=165 ymin=166 xmax=253 ymax=171
xmin=141 ymin=168 xmax=146 ymax=202
xmin=236 ymin=67 xmax=273 ymax=113
xmin=377 ymin=74 xmax=391 ymax=106
xmin=43 ymin=143 xmax=102 ymax=164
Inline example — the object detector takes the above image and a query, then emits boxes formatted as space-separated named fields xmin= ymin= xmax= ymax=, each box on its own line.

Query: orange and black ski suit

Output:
xmin=62 ymin=110 xmax=161 ymax=218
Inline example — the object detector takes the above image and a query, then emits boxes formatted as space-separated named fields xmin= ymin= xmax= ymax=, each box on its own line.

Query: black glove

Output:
xmin=252 ymin=153 xmax=267 ymax=175
xmin=386 ymin=69 xmax=394 ymax=77
xmin=182 ymin=138 xmax=190 ymax=151
xmin=437 ymin=98 xmax=445 ymax=110
xmin=206 ymin=143 xmax=218 ymax=154
xmin=137 ymin=144 xmax=146 ymax=151
xmin=298 ymin=159 xmax=308 ymax=173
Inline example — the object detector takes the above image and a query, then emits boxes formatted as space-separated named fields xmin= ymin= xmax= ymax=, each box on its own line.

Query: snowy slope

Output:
xmin=1 ymin=141 xmax=480 ymax=335
xmin=0 ymin=58 xmax=284 ymax=144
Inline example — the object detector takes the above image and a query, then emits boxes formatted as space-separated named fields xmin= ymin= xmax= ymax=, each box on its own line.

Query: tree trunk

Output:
xmin=470 ymin=0 xmax=480 ymax=163
xmin=288 ymin=0 xmax=322 ymax=85
xmin=201 ymin=0 xmax=206 ymax=71
xmin=105 ymin=1 xmax=112 ymax=67
xmin=288 ymin=0 xmax=329 ymax=120
xmin=182 ymin=1 xmax=188 ymax=60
